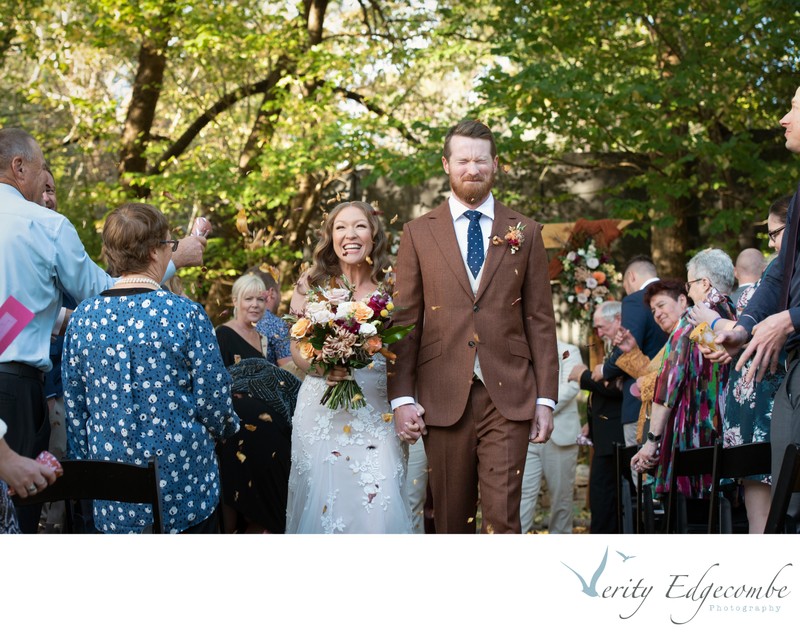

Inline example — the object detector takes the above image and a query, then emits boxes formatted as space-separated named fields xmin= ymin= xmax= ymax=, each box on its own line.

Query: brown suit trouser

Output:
xmin=423 ymin=380 xmax=530 ymax=534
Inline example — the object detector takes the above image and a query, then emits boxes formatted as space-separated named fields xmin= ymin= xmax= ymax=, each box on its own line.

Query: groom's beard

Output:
xmin=450 ymin=171 xmax=495 ymax=207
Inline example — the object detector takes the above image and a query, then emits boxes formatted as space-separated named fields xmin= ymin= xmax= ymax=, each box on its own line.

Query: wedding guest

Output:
xmin=520 ymin=339 xmax=582 ymax=534
xmin=63 ymin=203 xmax=239 ymax=533
xmin=613 ymin=279 xmax=690 ymax=443
xmin=215 ymin=272 xmax=298 ymax=533
xmin=286 ymin=201 xmax=414 ymax=533
xmin=570 ymin=302 xmax=625 ymax=533
xmin=690 ymin=196 xmax=791 ymax=533
xmin=730 ymin=248 xmax=766 ymax=309
xmin=246 ymin=265 xmax=293 ymax=369
xmin=631 ymin=249 xmax=736 ymax=502
xmin=0 ymin=129 xmax=206 ymax=532
xmin=593 ymin=256 xmax=667 ymax=447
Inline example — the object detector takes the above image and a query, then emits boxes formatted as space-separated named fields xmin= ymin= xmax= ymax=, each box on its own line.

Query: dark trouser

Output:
xmin=771 ymin=357 xmax=800 ymax=529
xmin=589 ymin=453 xmax=619 ymax=534
xmin=0 ymin=369 xmax=50 ymax=534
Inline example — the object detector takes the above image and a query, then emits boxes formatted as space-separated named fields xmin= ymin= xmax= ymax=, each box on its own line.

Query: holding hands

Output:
xmin=394 ymin=403 xmax=427 ymax=444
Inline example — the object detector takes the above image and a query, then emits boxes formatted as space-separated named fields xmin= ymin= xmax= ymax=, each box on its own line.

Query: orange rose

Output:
xmin=298 ymin=341 xmax=316 ymax=360
xmin=352 ymin=302 xmax=374 ymax=324
xmin=592 ymin=271 xmax=606 ymax=284
xmin=574 ymin=285 xmax=584 ymax=295
xmin=363 ymin=336 xmax=383 ymax=355
xmin=290 ymin=318 xmax=312 ymax=338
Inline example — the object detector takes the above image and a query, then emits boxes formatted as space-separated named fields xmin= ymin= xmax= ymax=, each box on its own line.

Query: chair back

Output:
xmin=664 ymin=444 xmax=718 ymax=533
xmin=614 ymin=443 xmax=642 ymax=533
xmin=713 ymin=441 xmax=771 ymax=533
xmin=15 ymin=457 xmax=163 ymax=534
xmin=765 ymin=444 xmax=800 ymax=534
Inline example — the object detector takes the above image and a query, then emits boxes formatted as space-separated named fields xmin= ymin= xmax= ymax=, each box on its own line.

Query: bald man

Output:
xmin=730 ymin=248 xmax=766 ymax=309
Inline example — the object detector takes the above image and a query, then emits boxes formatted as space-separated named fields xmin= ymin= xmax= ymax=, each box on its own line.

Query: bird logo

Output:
xmin=562 ymin=547 xmax=609 ymax=597
xmin=617 ymin=550 xmax=636 ymax=562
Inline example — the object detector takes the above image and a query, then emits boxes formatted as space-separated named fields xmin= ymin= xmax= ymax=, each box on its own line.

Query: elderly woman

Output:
xmin=631 ymin=249 xmax=736 ymax=500
xmin=614 ymin=279 xmax=690 ymax=443
xmin=689 ymin=196 xmax=791 ymax=532
xmin=63 ymin=203 xmax=240 ymax=534
xmin=215 ymin=272 xmax=299 ymax=533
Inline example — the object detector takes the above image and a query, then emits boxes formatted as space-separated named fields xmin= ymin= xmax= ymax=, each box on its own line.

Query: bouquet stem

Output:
xmin=320 ymin=375 xmax=366 ymax=411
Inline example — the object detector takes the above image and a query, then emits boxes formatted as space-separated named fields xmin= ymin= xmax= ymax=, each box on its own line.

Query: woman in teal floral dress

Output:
xmin=631 ymin=249 xmax=736 ymax=499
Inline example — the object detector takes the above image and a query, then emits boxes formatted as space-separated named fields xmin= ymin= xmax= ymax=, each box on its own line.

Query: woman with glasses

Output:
xmin=62 ymin=203 xmax=240 ymax=533
xmin=686 ymin=195 xmax=791 ymax=533
xmin=630 ymin=249 xmax=736 ymax=505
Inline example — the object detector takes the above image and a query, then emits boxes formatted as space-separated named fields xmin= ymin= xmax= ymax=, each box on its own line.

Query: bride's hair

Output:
xmin=306 ymin=201 xmax=391 ymax=288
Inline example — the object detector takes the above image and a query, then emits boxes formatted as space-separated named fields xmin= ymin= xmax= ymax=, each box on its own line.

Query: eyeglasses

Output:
xmin=160 ymin=239 xmax=179 ymax=252
xmin=768 ymin=225 xmax=786 ymax=242
xmin=685 ymin=278 xmax=705 ymax=293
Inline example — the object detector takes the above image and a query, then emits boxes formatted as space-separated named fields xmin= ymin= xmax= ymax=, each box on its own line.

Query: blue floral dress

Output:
xmin=63 ymin=288 xmax=240 ymax=533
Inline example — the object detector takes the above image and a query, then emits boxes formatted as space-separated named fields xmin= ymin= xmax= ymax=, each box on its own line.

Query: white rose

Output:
xmin=585 ymin=277 xmax=598 ymax=289
xmin=335 ymin=301 xmax=356 ymax=319
xmin=323 ymin=287 xmax=351 ymax=305
xmin=577 ymin=294 xmax=588 ymax=304
xmin=586 ymin=256 xmax=600 ymax=269
xmin=359 ymin=322 xmax=377 ymax=336
xmin=566 ymin=251 xmax=577 ymax=262
xmin=309 ymin=308 xmax=334 ymax=324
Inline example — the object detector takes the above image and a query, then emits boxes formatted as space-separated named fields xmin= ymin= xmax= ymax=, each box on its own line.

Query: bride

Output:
xmin=285 ymin=201 xmax=414 ymax=533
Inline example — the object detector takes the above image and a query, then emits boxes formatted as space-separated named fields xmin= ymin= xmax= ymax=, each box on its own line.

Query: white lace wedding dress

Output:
xmin=286 ymin=355 xmax=413 ymax=533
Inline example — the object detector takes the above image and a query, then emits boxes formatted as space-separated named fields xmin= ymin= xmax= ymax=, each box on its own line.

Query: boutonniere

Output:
xmin=492 ymin=222 xmax=526 ymax=254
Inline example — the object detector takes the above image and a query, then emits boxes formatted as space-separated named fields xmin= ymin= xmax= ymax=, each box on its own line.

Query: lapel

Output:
xmin=425 ymin=202 xmax=473 ymax=298
xmin=475 ymin=204 xmax=513 ymax=302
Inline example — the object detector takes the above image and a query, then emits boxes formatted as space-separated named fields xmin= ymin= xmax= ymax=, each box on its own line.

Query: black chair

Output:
xmin=614 ymin=443 xmax=641 ymax=533
xmin=664 ymin=444 xmax=718 ymax=533
xmin=712 ymin=441 xmax=772 ymax=533
xmin=15 ymin=457 xmax=163 ymax=533
xmin=765 ymin=443 xmax=800 ymax=534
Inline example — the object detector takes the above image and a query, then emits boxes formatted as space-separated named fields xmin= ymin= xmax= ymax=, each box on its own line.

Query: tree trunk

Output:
xmin=650 ymin=197 xmax=688 ymax=279
xmin=118 ymin=2 xmax=176 ymax=195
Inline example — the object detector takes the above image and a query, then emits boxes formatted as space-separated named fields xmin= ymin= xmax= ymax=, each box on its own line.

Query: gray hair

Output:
xmin=0 ymin=128 xmax=37 ymax=171
xmin=594 ymin=300 xmax=622 ymax=322
xmin=687 ymin=248 xmax=735 ymax=295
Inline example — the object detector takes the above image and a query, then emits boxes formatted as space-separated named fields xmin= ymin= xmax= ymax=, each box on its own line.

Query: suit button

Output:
xmin=468 ymin=341 xmax=476 ymax=348
xmin=473 ymin=304 xmax=479 ymax=312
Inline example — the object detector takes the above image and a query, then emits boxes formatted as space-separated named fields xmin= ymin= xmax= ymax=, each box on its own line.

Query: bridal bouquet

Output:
xmin=285 ymin=279 xmax=414 ymax=411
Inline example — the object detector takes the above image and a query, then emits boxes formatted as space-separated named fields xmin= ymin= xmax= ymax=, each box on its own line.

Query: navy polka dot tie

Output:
xmin=464 ymin=210 xmax=484 ymax=279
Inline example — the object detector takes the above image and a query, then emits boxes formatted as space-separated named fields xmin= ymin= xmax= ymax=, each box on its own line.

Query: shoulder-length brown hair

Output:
xmin=306 ymin=201 xmax=391 ymax=288
xmin=102 ymin=203 xmax=168 ymax=276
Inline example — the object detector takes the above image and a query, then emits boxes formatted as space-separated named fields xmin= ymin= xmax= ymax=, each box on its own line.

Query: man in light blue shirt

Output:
xmin=0 ymin=128 xmax=205 ymax=531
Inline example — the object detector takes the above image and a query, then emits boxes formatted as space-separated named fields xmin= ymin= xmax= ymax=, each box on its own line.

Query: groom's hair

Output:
xmin=443 ymin=120 xmax=496 ymax=159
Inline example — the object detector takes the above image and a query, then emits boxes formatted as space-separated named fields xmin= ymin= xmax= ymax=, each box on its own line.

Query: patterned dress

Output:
xmin=63 ymin=288 xmax=240 ymax=533
xmin=285 ymin=354 xmax=413 ymax=533
xmin=723 ymin=265 xmax=783 ymax=484
xmin=652 ymin=297 xmax=736 ymax=498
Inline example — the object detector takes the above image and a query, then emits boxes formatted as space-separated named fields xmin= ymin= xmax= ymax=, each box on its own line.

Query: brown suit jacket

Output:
xmin=388 ymin=200 xmax=559 ymax=426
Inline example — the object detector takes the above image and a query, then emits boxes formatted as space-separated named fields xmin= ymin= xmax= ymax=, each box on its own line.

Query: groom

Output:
xmin=388 ymin=120 xmax=559 ymax=534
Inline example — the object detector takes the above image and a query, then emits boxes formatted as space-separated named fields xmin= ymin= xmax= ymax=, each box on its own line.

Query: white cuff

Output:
xmin=536 ymin=397 xmax=556 ymax=410
xmin=391 ymin=396 xmax=417 ymax=411
xmin=0 ymin=418 xmax=7 ymax=441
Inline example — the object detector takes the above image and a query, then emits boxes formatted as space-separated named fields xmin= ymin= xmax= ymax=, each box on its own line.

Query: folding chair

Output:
xmin=15 ymin=457 xmax=163 ymax=533
xmin=764 ymin=443 xmax=800 ymax=534
xmin=712 ymin=441 xmax=772 ymax=533
xmin=664 ymin=444 xmax=717 ymax=533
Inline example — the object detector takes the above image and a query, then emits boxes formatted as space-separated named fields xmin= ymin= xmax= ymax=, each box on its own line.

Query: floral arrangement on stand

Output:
xmin=284 ymin=278 xmax=414 ymax=411
xmin=557 ymin=240 xmax=621 ymax=328
xmin=548 ymin=219 xmax=625 ymax=335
